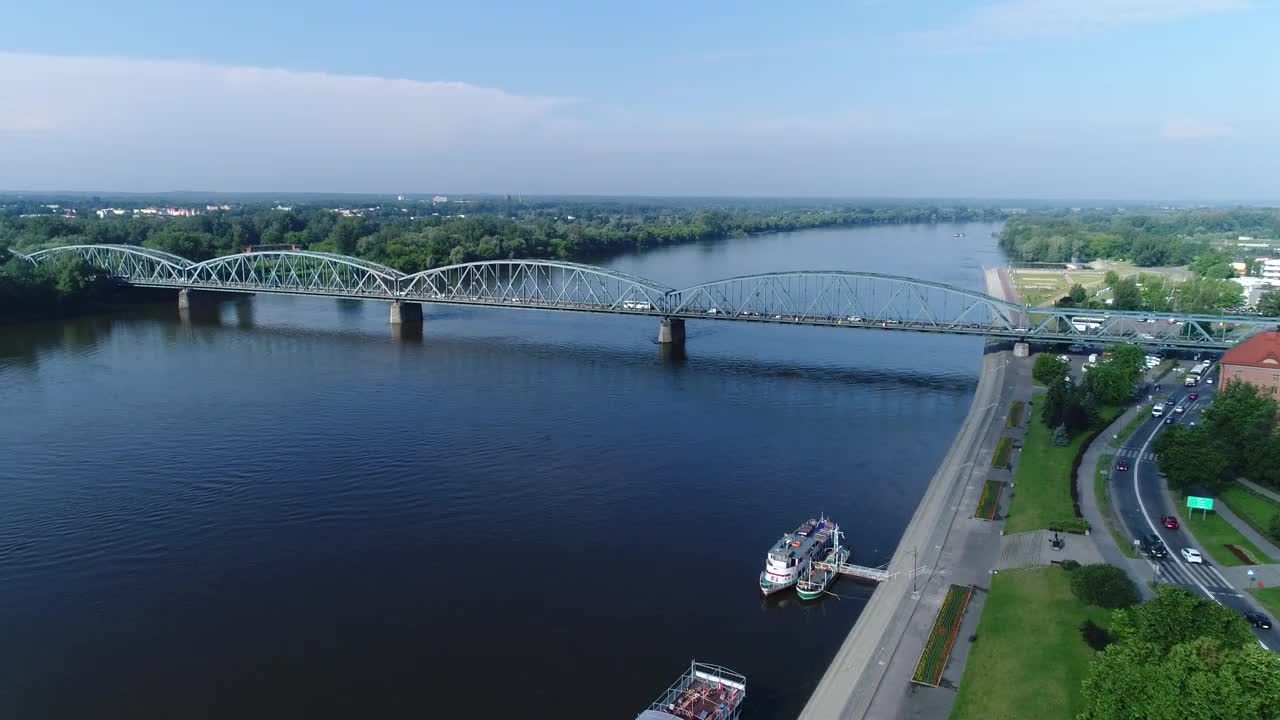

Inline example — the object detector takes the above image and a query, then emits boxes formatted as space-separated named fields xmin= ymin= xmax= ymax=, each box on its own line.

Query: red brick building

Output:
xmin=1220 ymin=331 xmax=1280 ymax=395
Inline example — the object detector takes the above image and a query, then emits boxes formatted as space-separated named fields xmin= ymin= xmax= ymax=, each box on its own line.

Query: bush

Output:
xmin=1269 ymin=513 xmax=1280 ymax=542
xmin=1050 ymin=423 xmax=1070 ymax=446
xmin=1061 ymin=559 xmax=1081 ymax=571
xmin=1033 ymin=353 xmax=1070 ymax=387
xmin=1079 ymin=619 xmax=1111 ymax=651
xmin=1069 ymin=563 xmax=1138 ymax=609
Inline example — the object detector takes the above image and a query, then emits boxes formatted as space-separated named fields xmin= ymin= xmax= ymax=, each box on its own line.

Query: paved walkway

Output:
xmin=1215 ymin=503 xmax=1280 ymax=561
xmin=1075 ymin=404 xmax=1158 ymax=596
xmin=996 ymin=529 xmax=1104 ymax=570
xmin=1240 ymin=478 xmax=1280 ymax=504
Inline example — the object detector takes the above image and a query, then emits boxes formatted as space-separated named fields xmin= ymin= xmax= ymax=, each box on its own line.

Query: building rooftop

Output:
xmin=1221 ymin=331 xmax=1280 ymax=369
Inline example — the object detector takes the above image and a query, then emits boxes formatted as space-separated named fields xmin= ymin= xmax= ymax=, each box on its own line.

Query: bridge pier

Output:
xmin=658 ymin=317 xmax=686 ymax=345
xmin=390 ymin=300 xmax=424 ymax=326
xmin=177 ymin=288 xmax=217 ymax=310
xmin=1013 ymin=342 xmax=1030 ymax=358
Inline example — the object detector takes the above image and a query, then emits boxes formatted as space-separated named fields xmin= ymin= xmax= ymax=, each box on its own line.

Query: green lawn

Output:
xmin=1004 ymin=398 xmax=1122 ymax=534
xmin=949 ymin=567 xmax=1112 ymax=720
xmin=1095 ymin=453 xmax=1138 ymax=558
xmin=1106 ymin=405 xmax=1152 ymax=449
xmin=1248 ymin=587 xmax=1280 ymax=617
xmin=1171 ymin=491 xmax=1274 ymax=566
xmin=1220 ymin=485 xmax=1280 ymax=541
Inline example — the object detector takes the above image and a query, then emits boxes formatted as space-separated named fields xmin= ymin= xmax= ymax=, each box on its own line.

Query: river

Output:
xmin=0 ymin=222 xmax=1004 ymax=719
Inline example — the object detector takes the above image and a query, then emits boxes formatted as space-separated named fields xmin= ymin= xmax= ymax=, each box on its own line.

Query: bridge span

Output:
xmin=14 ymin=244 xmax=1276 ymax=350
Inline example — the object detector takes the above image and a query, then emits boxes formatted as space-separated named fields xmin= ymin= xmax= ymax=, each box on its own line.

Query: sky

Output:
xmin=0 ymin=0 xmax=1277 ymax=200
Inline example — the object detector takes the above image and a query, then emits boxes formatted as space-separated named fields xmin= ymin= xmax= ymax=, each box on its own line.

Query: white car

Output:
xmin=1181 ymin=547 xmax=1203 ymax=564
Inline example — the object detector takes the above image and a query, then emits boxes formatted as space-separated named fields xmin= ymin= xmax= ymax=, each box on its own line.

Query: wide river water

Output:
xmin=0 ymin=222 xmax=1004 ymax=719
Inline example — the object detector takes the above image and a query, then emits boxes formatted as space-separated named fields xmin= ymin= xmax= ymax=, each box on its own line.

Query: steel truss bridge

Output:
xmin=14 ymin=244 xmax=1278 ymax=350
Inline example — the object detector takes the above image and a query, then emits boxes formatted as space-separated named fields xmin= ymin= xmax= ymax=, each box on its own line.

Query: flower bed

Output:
xmin=1006 ymin=401 xmax=1024 ymax=429
xmin=913 ymin=584 xmax=974 ymax=687
xmin=992 ymin=436 xmax=1014 ymax=469
xmin=1226 ymin=544 xmax=1259 ymax=565
xmin=975 ymin=480 xmax=1002 ymax=520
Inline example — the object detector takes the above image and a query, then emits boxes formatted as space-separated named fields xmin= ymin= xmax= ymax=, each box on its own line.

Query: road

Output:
xmin=1108 ymin=360 xmax=1279 ymax=648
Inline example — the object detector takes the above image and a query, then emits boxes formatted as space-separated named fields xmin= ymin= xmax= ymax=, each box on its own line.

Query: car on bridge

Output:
xmin=1181 ymin=547 xmax=1203 ymax=564
xmin=1115 ymin=460 xmax=1130 ymax=471
xmin=1189 ymin=392 xmax=1199 ymax=401
xmin=1162 ymin=515 xmax=1180 ymax=529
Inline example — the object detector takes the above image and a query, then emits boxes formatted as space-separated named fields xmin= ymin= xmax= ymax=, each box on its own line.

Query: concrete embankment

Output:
xmin=799 ymin=269 xmax=1012 ymax=720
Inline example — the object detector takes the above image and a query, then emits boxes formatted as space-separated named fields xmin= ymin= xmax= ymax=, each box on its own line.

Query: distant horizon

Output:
xmin=2 ymin=189 xmax=1277 ymax=209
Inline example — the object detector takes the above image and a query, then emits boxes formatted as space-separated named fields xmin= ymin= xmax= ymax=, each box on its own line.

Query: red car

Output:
xmin=1115 ymin=460 xmax=1130 ymax=471
xmin=1162 ymin=515 xmax=1180 ymax=529
xmin=1188 ymin=393 xmax=1198 ymax=401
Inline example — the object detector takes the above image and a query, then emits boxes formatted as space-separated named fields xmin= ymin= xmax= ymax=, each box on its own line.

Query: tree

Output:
xmin=1153 ymin=424 xmax=1230 ymax=492
xmin=1069 ymin=283 xmax=1087 ymax=305
xmin=1080 ymin=637 xmax=1280 ymax=720
xmin=1104 ymin=270 xmax=1120 ymax=287
xmin=1033 ymin=353 xmax=1069 ymax=387
xmin=1050 ymin=423 xmax=1069 ymax=446
xmin=1112 ymin=278 xmax=1142 ymax=310
xmin=1069 ymin=563 xmax=1138 ymax=609
xmin=1078 ymin=585 xmax=1273 ymax=720
xmin=1259 ymin=289 xmax=1280 ymax=317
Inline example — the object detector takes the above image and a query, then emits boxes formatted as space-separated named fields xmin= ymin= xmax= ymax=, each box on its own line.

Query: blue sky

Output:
xmin=0 ymin=0 xmax=1276 ymax=199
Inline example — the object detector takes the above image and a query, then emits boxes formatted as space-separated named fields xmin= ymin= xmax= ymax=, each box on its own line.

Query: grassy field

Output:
xmin=949 ymin=567 xmax=1112 ymax=720
xmin=1248 ymin=587 xmax=1280 ymax=617
xmin=1009 ymin=264 xmax=1191 ymax=307
xmin=1004 ymin=397 xmax=1122 ymax=534
xmin=1171 ymin=491 xmax=1274 ymax=566
xmin=1220 ymin=485 xmax=1280 ymax=541
xmin=1095 ymin=453 xmax=1138 ymax=558
xmin=1107 ymin=406 xmax=1152 ymax=449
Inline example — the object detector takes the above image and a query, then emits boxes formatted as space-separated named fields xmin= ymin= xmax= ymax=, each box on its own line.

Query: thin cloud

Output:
xmin=917 ymin=0 xmax=1249 ymax=50
xmin=0 ymin=52 xmax=567 ymax=145
xmin=1160 ymin=117 xmax=1238 ymax=141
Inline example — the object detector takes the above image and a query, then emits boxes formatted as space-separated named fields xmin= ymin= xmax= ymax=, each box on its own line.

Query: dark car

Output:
xmin=1165 ymin=416 xmax=1175 ymax=424
xmin=1189 ymin=393 xmax=1199 ymax=401
xmin=1244 ymin=611 xmax=1272 ymax=629
xmin=1115 ymin=460 xmax=1130 ymax=471
xmin=1143 ymin=534 xmax=1168 ymax=559
xmin=1162 ymin=515 xmax=1180 ymax=529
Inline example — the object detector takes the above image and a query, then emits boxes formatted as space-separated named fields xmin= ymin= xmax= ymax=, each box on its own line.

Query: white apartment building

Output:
xmin=1262 ymin=258 xmax=1280 ymax=283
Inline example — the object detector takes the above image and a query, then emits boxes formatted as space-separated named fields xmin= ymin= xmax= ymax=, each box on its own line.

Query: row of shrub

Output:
xmin=1006 ymin=400 xmax=1025 ymax=429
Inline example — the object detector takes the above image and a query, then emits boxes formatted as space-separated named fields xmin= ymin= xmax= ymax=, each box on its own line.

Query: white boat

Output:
xmin=797 ymin=527 xmax=847 ymax=601
xmin=759 ymin=516 xmax=835 ymax=595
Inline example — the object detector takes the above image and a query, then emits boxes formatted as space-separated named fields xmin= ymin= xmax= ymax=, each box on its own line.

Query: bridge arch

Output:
xmin=399 ymin=259 xmax=674 ymax=311
xmin=23 ymin=244 xmax=192 ymax=282
xmin=186 ymin=250 xmax=404 ymax=297
xmin=665 ymin=270 xmax=1024 ymax=329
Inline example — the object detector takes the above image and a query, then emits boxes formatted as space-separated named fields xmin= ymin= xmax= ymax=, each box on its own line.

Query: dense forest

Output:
xmin=998 ymin=208 xmax=1280 ymax=266
xmin=1 ymin=198 xmax=1008 ymax=273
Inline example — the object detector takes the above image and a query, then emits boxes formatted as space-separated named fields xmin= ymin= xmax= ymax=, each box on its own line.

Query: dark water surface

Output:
xmin=0 ymin=222 xmax=1003 ymax=719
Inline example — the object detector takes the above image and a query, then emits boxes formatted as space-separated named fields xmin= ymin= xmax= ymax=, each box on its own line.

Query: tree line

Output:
xmin=998 ymin=208 xmax=1280 ymax=266
xmin=0 ymin=200 xmax=1008 ymax=275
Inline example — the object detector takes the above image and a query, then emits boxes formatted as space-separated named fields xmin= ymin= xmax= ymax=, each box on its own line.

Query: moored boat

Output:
xmin=636 ymin=660 xmax=746 ymax=720
xmin=796 ymin=530 xmax=848 ymax=601
xmin=759 ymin=516 xmax=835 ymax=596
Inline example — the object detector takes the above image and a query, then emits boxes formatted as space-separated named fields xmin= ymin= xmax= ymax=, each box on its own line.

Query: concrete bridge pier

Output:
xmin=1013 ymin=341 xmax=1030 ymax=358
xmin=390 ymin=300 xmax=424 ymax=326
xmin=658 ymin=317 xmax=686 ymax=345
xmin=177 ymin=288 xmax=218 ymax=310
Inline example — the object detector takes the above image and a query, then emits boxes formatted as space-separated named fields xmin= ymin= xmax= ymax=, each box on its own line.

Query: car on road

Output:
xmin=1115 ymin=460 xmax=1130 ymax=471
xmin=1164 ymin=416 xmax=1175 ymax=424
xmin=1142 ymin=534 xmax=1168 ymax=559
xmin=1068 ymin=344 xmax=1085 ymax=353
xmin=1244 ymin=611 xmax=1273 ymax=629
xmin=1162 ymin=515 xmax=1180 ymax=529
xmin=1181 ymin=547 xmax=1203 ymax=564
xmin=1188 ymin=393 xmax=1198 ymax=401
